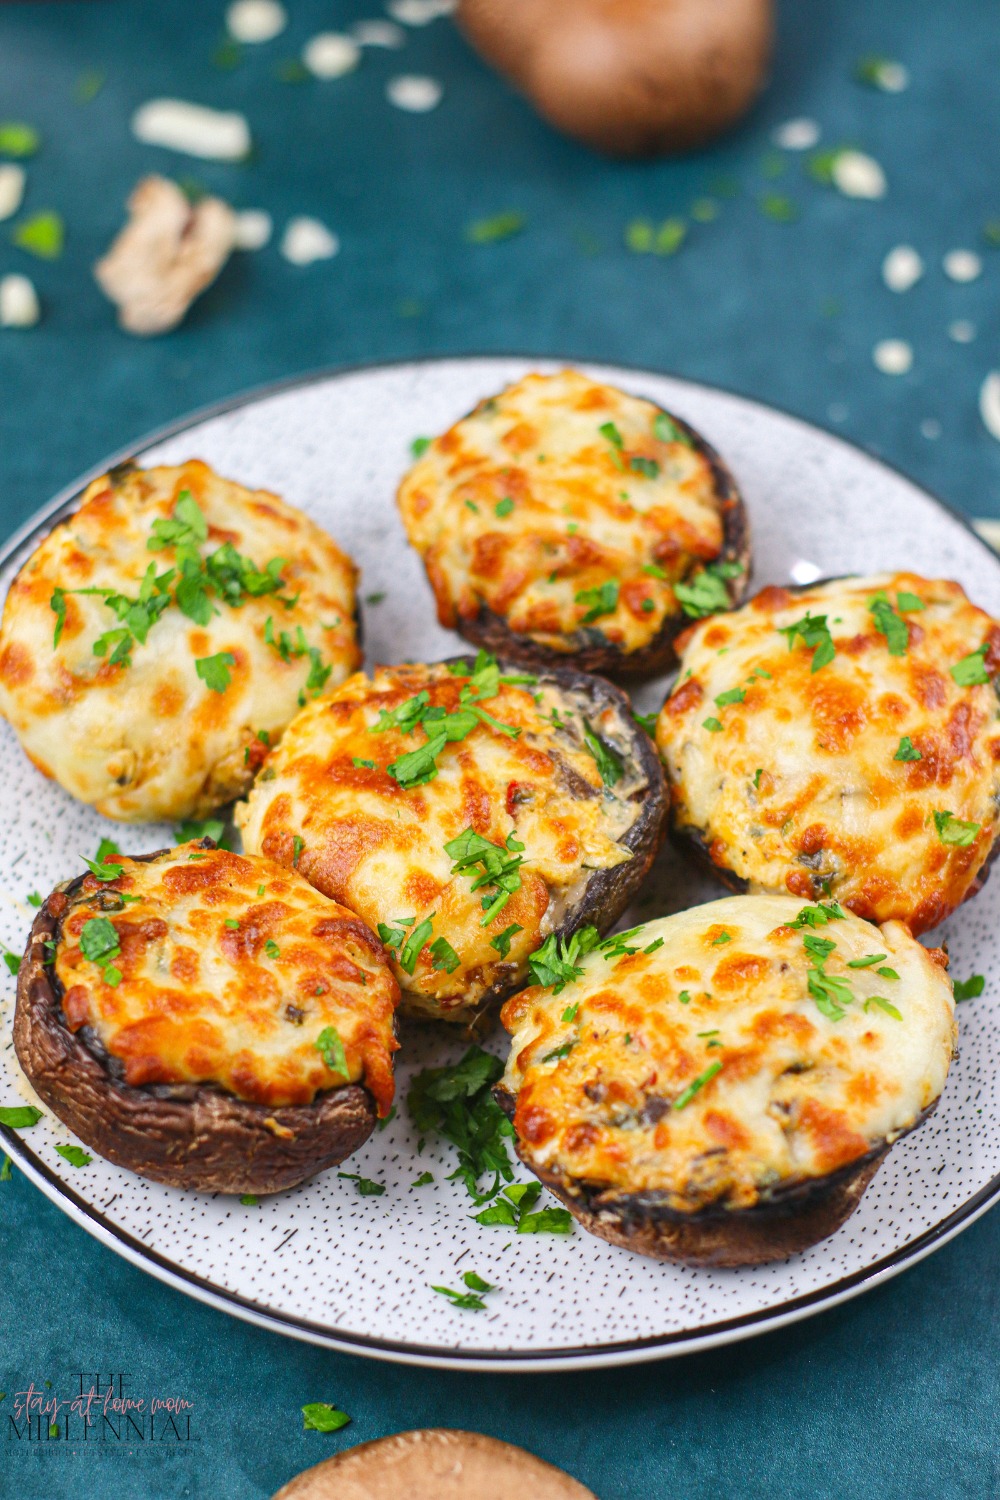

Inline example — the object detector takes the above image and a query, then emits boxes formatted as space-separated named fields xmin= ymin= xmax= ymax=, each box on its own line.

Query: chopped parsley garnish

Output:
xmin=2 ymin=948 xmax=21 ymax=977
xmin=653 ymin=412 xmax=693 ymax=447
xmin=412 ymin=1171 xmax=434 ymax=1187
xmin=292 ymin=835 xmax=304 ymax=867
xmin=338 ymin=1172 xmax=385 ymax=1196
xmin=399 ymin=915 xmax=435 ymax=974
xmin=678 ymin=990 xmax=692 ymax=1004
xmin=429 ymin=936 xmax=461 ymax=974
xmin=877 ymin=966 xmax=900 ymax=982
xmin=195 ymin=651 xmax=236 ymax=694
xmin=895 ymin=736 xmax=921 ymax=762
xmin=629 ymin=455 xmax=660 ymax=479
xmin=541 ymin=1040 xmax=576 ymax=1063
xmin=643 ymin=562 xmax=668 ymax=580
xmin=599 ymin=421 xmax=624 ymax=451
xmin=474 ymin=1180 xmax=573 ymax=1233
xmin=932 ymin=810 xmax=981 ymax=847
xmin=527 ymin=925 xmax=601 ymax=993
xmin=582 ymin=719 xmax=624 ymax=786
xmin=314 ymin=1026 xmax=348 ymax=1079
xmin=863 ymin=996 xmax=902 ymax=1021
xmin=264 ymin=938 xmax=281 ymax=959
xmin=868 ymin=590 xmax=909 ymax=655
xmin=644 ymin=937 xmax=664 ymax=954
xmin=711 ymin=930 xmax=731 ymax=945
xmin=778 ymin=612 xmax=836 ymax=672
xmin=575 ymin=580 xmax=619 ymax=624
xmin=431 ymin=1283 xmax=487 ymax=1311
xmin=55 ymin=1143 xmax=92 ymax=1167
xmin=562 ymin=1002 xmax=580 ymax=1023
xmin=176 ymin=816 xmax=234 ymax=849
xmin=807 ymin=966 xmax=854 ymax=1022
xmin=26 ymin=892 xmax=42 ymax=908
xmin=715 ymin=688 xmax=746 ymax=707
xmin=490 ymin=923 xmax=523 ymax=959
xmin=674 ymin=560 xmax=743 ymax=619
xmin=79 ymin=916 xmax=121 ymax=986
xmin=81 ymin=839 xmax=125 ymax=881
xmin=633 ymin=709 xmax=657 ymax=735
xmin=846 ymin=953 xmax=887 ymax=968
xmin=495 ymin=497 xmax=515 ymax=518
xmin=702 ymin=717 xmax=723 ymax=733
xmin=410 ymin=436 xmax=431 ymax=457
xmin=0 ymin=1105 xmax=42 ymax=1128
xmin=240 ymin=1194 xmax=259 ymax=1206
xmin=518 ymin=1206 xmax=574 ymax=1234
xmin=753 ymin=768 xmax=764 ymax=789
xmin=674 ymin=1061 xmax=723 ymax=1110
xmin=301 ymin=1403 xmax=351 ymax=1433
xmin=1 ymin=1153 xmax=11 ymax=1179
xmin=376 ymin=1106 xmax=396 ymax=1131
xmin=953 ymin=974 xmax=985 ymax=1001
xmin=224 ymin=919 xmax=240 ymax=930
xmin=388 ymin=732 xmax=448 ymax=789
xmin=896 ymin=590 xmax=924 ymax=613
xmin=352 ymin=757 xmax=376 ymax=769
xmin=950 ymin=644 xmax=991 ymax=686
xmin=787 ymin=901 xmax=846 ymax=928
xmin=444 ymin=828 xmax=525 ymax=927
xmin=407 ymin=1046 xmax=514 ymax=1203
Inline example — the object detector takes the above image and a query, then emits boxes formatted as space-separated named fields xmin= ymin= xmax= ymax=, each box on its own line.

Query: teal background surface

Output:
xmin=2 ymin=1 xmax=1000 ymax=1496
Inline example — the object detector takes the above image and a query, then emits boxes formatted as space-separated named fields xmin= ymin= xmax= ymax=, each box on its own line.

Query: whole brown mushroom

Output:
xmin=456 ymin=0 xmax=773 ymax=157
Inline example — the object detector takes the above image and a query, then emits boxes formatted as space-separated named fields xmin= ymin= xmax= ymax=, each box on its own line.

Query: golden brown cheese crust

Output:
xmin=0 ymin=461 xmax=360 ymax=822
xmin=397 ymin=370 xmax=736 ymax=659
xmin=500 ymin=895 xmax=955 ymax=1214
xmin=235 ymin=660 xmax=648 ymax=1021
xmin=54 ymin=844 xmax=398 ymax=1112
xmin=656 ymin=573 xmax=1000 ymax=934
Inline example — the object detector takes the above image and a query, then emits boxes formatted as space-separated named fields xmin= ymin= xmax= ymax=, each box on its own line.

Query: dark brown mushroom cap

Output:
xmin=13 ymin=854 xmax=384 ymax=1195
xmin=453 ymin=412 xmax=750 ymax=680
xmin=271 ymin=1429 xmax=596 ymax=1500
xmin=456 ymin=0 xmax=774 ymax=159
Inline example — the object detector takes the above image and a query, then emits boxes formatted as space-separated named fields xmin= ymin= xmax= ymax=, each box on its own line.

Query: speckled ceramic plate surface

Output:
xmin=2 ymin=358 xmax=999 ymax=1372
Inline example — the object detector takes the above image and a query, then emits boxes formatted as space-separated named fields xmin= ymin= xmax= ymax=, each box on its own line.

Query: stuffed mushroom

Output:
xmin=497 ymin=894 xmax=956 ymax=1266
xmin=0 ymin=459 xmax=360 ymax=822
xmin=657 ymin=573 xmax=1000 ymax=935
xmin=13 ymin=841 xmax=399 ymax=1194
xmin=235 ymin=652 xmax=666 ymax=1022
xmin=397 ymin=370 xmax=748 ymax=678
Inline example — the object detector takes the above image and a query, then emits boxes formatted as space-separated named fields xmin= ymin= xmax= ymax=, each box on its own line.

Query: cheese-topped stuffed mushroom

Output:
xmin=657 ymin=573 xmax=1000 ymax=934
xmin=397 ymin=370 xmax=748 ymax=677
xmin=14 ymin=842 xmax=399 ymax=1194
xmin=0 ymin=460 xmax=360 ymax=822
xmin=235 ymin=652 xmax=666 ymax=1022
xmin=498 ymin=895 xmax=956 ymax=1266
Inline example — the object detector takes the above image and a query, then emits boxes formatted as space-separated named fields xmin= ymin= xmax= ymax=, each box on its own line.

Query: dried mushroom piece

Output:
xmin=94 ymin=175 xmax=236 ymax=336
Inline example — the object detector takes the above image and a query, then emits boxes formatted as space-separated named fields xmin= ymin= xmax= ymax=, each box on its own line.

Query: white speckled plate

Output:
xmin=3 ymin=358 xmax=1000 ymax=1372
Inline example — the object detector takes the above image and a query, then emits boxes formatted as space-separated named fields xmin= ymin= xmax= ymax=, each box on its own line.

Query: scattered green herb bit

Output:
xmin=802 ymin=933 xmax=837 ymax=961
xmin=495 ymin=497 xmax=515 ymax=518
xmin=314 ymin=1026 xmax=348 ymax=1079
xmin=715 ymin=687 xmax=746 ymax=707
xmin=80 ymin=916 xmax=120 ymax=966
xmin=2 ymin=948 xmax=21 ymax=977
xmin=177 ymin=817 xmax=227 ymax=847
xmin=527 ymin=926 xmax=601 ymax=993
xmin=0 ymin=1105 xmax=42 ymax=1128
xmin=868 ymin=591 xmax=909 ymax=655
xmin=895 ymin=736 xmax=921 ymax=762
xmin=542 ymin=1040 xmax=576 ymax=1064
xmin=632 ymin=708 xmax=657 ymax=735
xmin=224 ymin=919 xmax=240 ymax=931
xmin=460 ymin=1270 xmax=491 ymax=1293
xmin=430 ymin=936 xmax=461 ymax=974
xmin=847 ymin=953 xmax=887 ymax=969
xmin=55 ymin=1143 xmax=92 ymax=1167
xmin=855 ymin=54 xmax=903 ymax=88
xmin=518 ymin=1206 xmax=574 ymax=1234
xmin=26 ymin=892 xmax=42 ymax=908
xmin=399 ymin=915 xmax=435 ymax=974
xmin=0 ymin=1154 xmax=11 ymax=1180
xmin=950 ymin=645 xmax=991 ymax=687
xmin=474 ymin=1196 xmax=518 ymax=1226
xmin=445 ymin=828 xmax=524 ymax=927
xmin=933 ymin=810 xmax=981 ymax=847
xmin=599 ymin=421 xmax=624 ymax=455
xmin=807 ymin=967 xmax=854 ymax=1022
xmin=653 ymin=412 xmax=692 ymax=447
xmin=896 ymin=591 xmax=924 ymax=613
xmin=575 ymin=579 xmax=619 ymax=624
xmin=301 ymin=1403 xmax=351 ymax=1433
xmin=0 ymin=122 xmax=40 ymax=156
xmin=753 ymin=768 xmax=764 ymax=789
xmin=807 ymin=146 xmax=844 ymax=184
xmin=12 ymin=210 xmax=64 ymax=259
xmin=877 ymin=966 xmax=900 ymax=982
xmin=213 ymin=36 xmax=242 ymax=68
xmin=490 ymin=923 xmax=523 ymax=959
xmin=410 ymin=438 xmax=433 ymax=463
xmin=264 ymin=938 xmax=281 ymax=959
xmin=581 ymin=719 xmax=623 ymax=788
xmin=338 ymin=1172 xmax=386 ymax=1196
xmin=276 ymin=57 xmax=310 ymax=82
xmin=953 ymin=974 xmax=985 ymax=1002
xmin=702 ymin=717 xmax=723 ymax=733
xmin=75 ymin=68 xmax=105 ymax=103
xmin=674 ymin=559 xmax=742 ymax=618
xmin=412 ymin=1171 xmax=435 ymax=1188
xmin=625 ymin=219 xmax=654 ymax=252
xmin=196 ymin=651 xmax=236 ymax=694
xmin=388 ymin=731 xmax=447 ymax=789
xmin=562 ymin=1002 xmax=580 ymax=1024
xmin=678 ymin=990 xmax=692 ymax=1004
xmin=465 ymin=500 xmax=479 ymax=514
xmin=630 ymin=456 xmax=660 ymax=479
xmin=50 ymin=587 xmax=67 ymax=647
xmin=864 ymin=996 xmax=902 ymax=1021
xmin=292 ymin=835 xmax=305 ymax=868
xmin=711 ymin=930 xmax=731 ymax=946
xmin=466 ymin=211 xmax=525 ymax=244
xmin=759 ymin=194 xmax=798 ymax=222
xmin=408 ymin=1046 xmax=513 ymax=1203
xmin=673 ymin=1061 xmax=723 ymax=1109
xmin=778 ymin=613 xmax=836 ymax=672
xmin=432 ymin=1283 xmax=486 ymax=1310
xmin=352 ymin=757 xmax=376 ymax=769
xmin=377 ymin=920 xmax=407 ymax=952
xmin=240 ymin=1194 xmax=259 ymax=1206
xmin=789 ymin=901 xmax=846 ymax=928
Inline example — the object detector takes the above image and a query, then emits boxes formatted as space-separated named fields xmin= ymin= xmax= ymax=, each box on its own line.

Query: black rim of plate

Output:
xmin=2 ymin=353 xmax=1000 ymax=1371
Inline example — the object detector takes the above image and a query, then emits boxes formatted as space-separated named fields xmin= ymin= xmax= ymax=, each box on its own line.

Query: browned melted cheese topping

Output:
xmin=235 ymin=661 xmax=647 ymax=1021
xmin=397 ymin=369 xmax=731 ymax=657
xmin=656 ymin=573 xmax=1000 ymax=934
xmin=0 ymin=461 xmax=360 ymax=822
xmin=54 ymin=844 xmax=399 ymax=1112
xmin=500 ymin=896 xmax=955 ymax=1213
